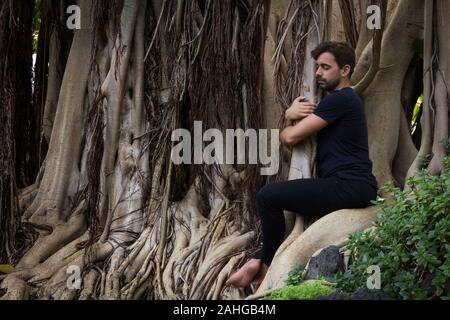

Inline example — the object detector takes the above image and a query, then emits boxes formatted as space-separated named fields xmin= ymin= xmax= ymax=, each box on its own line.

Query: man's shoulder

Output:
xmin=321 ymin=87 xmax=358 ymax=105
xmin=316 ymin=88 xmax=364 ymax=122
xmin=344 ymin=87 xmax=362 ymax=101
xmin=330 ymin=87 xmax=363 ymax=106
xmin=332 ymin=87 xmax=359 ymax=98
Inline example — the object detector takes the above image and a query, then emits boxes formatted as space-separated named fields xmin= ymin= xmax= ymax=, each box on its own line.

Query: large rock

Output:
xmin=302 ymin=245 xmax=344 ymax=281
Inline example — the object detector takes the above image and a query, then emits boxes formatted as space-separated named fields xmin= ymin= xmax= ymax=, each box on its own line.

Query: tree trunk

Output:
xmin=1 ymin=0 xmax=447 ymax=300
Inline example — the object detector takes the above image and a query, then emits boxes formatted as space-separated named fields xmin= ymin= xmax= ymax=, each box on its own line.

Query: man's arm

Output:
xmin=280 ymin=114 xmax=328 ymax=146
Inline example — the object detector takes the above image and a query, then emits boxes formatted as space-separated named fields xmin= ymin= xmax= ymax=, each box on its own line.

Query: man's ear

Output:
xmin=341 ymin=65 xmax=351 ymax=78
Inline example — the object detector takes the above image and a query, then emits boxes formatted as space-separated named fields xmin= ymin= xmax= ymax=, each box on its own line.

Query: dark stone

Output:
xmin=317 ymin=288 xmax=395 ymax=300
xmin=349 ymin=288 xmax=395 ymax=300
xmin=420 ymin=272 xmax=450 ymax=298
xmin=447 ymin=279 xmax=450 ymax=296
xmin=302 ymin=245 xmax=344 ymax=281
xmin=420 ymin=272 xmax=437 ymax=296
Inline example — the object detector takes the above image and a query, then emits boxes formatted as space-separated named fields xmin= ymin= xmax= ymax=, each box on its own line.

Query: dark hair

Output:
xmin=311 ymin=41 xmax=356 ymax=78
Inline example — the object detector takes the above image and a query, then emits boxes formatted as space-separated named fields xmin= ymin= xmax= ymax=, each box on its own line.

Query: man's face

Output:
xmin=315 ymin=52 xmax=348 ymax=91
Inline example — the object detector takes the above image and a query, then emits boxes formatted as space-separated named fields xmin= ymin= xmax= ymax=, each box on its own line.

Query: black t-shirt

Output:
xmin=313 ymin=87 xmax=377 ymax=188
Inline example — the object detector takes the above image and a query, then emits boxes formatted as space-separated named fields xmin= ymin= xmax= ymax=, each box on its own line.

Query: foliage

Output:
xmin=336 ymin=157 xmax=450 ymax=299
xmin=418 ymin=153 xmax=431 ymax=168
xmin=32 ymin=0 xmax=42 ymax=53
xmin=266 ymin=279 xmax=334 ymax=300
xmin=411 ymin=95 xmax=422 ymax=135
xmin=442 ymin=137 xmax=450 ymax=155
xmin=285 ymin=264 xmax=305 ymax=286
xmin=0 ymin=265 xmax=15 ymax=274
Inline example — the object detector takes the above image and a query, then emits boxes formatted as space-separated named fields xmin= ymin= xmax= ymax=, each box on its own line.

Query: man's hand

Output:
xmin=285 ymin=96 xmax=317 ymax=121
xmin=281 ymin=96 xmax=326 ymax=146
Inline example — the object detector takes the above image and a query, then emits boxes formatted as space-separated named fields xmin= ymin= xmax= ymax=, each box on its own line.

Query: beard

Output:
xmin=316 ymin=77 xmax=340 ymax=91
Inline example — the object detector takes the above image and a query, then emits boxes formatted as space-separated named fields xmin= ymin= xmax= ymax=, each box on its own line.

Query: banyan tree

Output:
xmin=0 ymin=0 xmax=448 ymax=300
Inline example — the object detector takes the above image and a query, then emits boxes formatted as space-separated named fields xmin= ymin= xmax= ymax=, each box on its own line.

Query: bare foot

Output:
xmin=251 ymin=262 xmax=269 ymax=288
xmin=225 ymin=259 xmax=261 ymax=288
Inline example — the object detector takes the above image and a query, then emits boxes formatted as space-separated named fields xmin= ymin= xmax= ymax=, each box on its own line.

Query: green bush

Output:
xmin=336 ymin=157 xmax=450 ymax=299
xmin=285 ymin=264 xmax=304 ymax=286
xmin=266 ymin=279 xmax=334 ymax=300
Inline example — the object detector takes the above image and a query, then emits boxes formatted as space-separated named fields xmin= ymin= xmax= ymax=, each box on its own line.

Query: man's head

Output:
xmin=311 ymin=41 xmax=355 ymax=91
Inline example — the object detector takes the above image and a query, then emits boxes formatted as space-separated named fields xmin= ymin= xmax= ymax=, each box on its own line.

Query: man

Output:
xmin=226 ymin=41 xmax=378 ymax=288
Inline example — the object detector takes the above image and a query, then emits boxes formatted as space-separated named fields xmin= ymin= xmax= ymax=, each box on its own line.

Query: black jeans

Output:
xmin=254 ymin=175 xmax=377 ymax=266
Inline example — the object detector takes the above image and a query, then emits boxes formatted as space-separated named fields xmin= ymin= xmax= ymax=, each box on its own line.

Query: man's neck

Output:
xmin=334 ymin=79 xmax=351 ymax=91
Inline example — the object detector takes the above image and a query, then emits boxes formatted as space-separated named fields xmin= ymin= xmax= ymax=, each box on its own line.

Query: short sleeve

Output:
xmin=313 ymin=92 xmax=349 ymax=123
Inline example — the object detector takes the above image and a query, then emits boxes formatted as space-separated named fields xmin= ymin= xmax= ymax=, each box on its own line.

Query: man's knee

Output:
xmin=256 ymin=183 xmax=277 ymax=209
